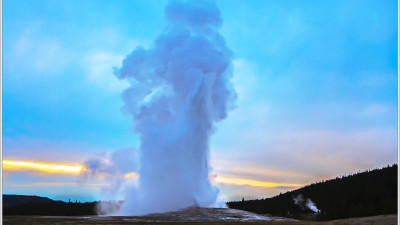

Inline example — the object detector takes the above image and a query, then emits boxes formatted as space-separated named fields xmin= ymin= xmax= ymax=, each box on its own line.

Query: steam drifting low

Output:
xmin=293 ymin=195 xmax=319 ymax=213
xmin=111 ymin=0 xmax=236 ymax=215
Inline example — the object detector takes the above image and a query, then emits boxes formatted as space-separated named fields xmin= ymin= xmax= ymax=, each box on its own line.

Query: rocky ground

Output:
xmin=3 ymin=207 xmax=397 ymax=225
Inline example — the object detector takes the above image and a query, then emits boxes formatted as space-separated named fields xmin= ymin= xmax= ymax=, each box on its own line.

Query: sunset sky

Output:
xmin=3 ymin=0 xmax=398 ymax=202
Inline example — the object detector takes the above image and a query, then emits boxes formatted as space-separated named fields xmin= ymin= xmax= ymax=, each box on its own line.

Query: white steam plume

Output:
xmin=80 ymin=148 xmax=139 ymax=215
xmin=293 ymin=194 xmax=319 ymax=213
xmin=113 ymin=0 xmax=236 ymax=215
xmin=306 ymin=199 xmax=318 ymax=213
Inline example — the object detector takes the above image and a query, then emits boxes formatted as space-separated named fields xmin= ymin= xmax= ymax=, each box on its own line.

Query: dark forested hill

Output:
xmin=227 ymin=164 xmax=397 ymax=221
xmin=3 ymin=195 xmax=53 ymax=208
xmin=3 ymin=196 xmax=97 ymax=216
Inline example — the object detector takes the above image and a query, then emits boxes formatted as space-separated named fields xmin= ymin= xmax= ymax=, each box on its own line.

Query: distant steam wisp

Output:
xmin=293 ymin=194 xmax=319 ymax=213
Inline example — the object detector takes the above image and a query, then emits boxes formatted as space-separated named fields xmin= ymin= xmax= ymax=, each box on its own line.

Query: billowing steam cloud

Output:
xmin=81 ymin=148 xmax=139 ymax=214
xmin=111 ymin=0 xmax=236 ymax=215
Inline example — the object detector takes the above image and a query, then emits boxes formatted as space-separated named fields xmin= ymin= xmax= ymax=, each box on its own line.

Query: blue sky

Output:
xmin=3 ymin=0 xmax=397 ymax=202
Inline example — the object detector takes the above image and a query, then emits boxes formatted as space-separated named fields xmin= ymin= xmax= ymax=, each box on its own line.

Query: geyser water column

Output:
xmin=113 ymin=0 xmax=236 ymax=215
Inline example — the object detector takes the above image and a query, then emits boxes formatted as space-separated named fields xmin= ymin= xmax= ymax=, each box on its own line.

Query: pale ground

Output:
xmin=3 ymin=208 xmax=397 ymax=225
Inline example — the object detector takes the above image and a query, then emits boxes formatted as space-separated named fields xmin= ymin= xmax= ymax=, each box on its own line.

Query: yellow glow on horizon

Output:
xmin=3 ymin=159 xmax=304 ymax=189
xmin=3 ymin=160 xmax=83 ymax=174
xmin=214 ymin=176 xmax=305 ymax=188
xmin=8 ymin=182 xmax=107 ymax=187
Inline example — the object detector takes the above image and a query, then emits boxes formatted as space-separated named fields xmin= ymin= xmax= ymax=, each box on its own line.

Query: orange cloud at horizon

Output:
xmin=8 ymin=182 xmax=108 ymax=187
xmin=3 ymin=160 xmax=83 ymax=174
xmin=3 ymin=159 xmax=304 ymax=189
xmin=213 ymin=176 xmax=305 ymax=189
xmin=124 ymin=172 xmax=140 ymax=180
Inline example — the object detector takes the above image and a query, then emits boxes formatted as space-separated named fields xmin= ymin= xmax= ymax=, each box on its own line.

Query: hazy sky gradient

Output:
xmin=3 ymin=0 xmax=397 ymax=202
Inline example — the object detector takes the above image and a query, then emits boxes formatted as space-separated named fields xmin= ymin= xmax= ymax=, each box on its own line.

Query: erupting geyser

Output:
xmin=113 ymin=0 xmax=236 ymax=215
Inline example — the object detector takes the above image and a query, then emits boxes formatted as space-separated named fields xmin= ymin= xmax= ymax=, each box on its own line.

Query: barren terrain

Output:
xmin=3 ymin=208 xmax=397 ymax=225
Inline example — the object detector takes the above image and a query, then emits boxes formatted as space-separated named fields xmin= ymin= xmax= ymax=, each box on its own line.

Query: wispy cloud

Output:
xmin=84 ymin=52 xmax=129 ymax=92
xmin=211 ymin=159 xmax=313 ymax=184
xmin=213 ymin=127 xmax=396 ymax=186
xmin=213 ymin=175 xmax=304 ymax=188
xmin=3 ymin=160 xmax=82 ymax=174
xmin=360 ymin=103 xmax=395 ymax=118
xmin=4 ymin=157 xmax=303 ymax=190
xmin=7 ymin=21 xmax=72 ymax=76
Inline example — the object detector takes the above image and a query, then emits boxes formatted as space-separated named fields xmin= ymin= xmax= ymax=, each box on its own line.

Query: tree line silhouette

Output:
xmin=3 ymin=197 xmax=98 ymax=216
xmin=3 ymin=195 xmax=125 ymax=216
xmin=227 ymin=164 xmax=397 ymax=220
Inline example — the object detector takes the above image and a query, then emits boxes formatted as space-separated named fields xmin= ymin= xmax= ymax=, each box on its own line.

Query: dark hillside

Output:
xmin=3 ymin=195 xmax=52 ymax=208
xmin=3 ymin=196 xmax=98 ymax=216
xmin=227 ymin=164 xmax=397 ymax=221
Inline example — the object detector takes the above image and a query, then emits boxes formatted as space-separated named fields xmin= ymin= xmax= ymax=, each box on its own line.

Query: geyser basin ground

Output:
xmin=3 ymin=208 xmax=396 ymax=225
